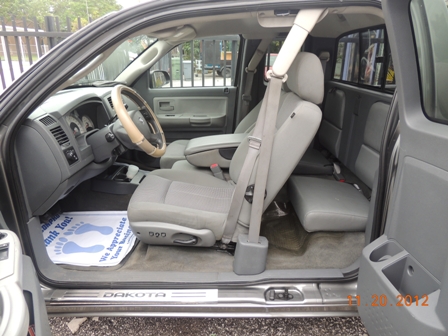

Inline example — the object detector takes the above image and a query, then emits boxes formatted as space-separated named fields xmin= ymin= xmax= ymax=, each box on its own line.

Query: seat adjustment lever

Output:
xmin=173 ymin=237 xmax=198 ymax=245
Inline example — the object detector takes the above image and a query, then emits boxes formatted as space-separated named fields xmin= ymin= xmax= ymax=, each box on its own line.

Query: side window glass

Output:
xmin=333 ymin=28 xmax=393 ymax=91
xmin=334 ymin=33 xmax=359 ymax=83
xmin=151 ymin=35 xmax=240 ymax=88
xmin=360 ymin=29 xmax=385 ymax=87
xmin=385 ymin=53 xmax=396 ymax=91
xmin=411 ymin=0 xmax=448 ymax=123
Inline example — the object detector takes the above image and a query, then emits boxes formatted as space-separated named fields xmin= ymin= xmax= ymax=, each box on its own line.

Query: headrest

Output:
xmin=319 ymin=51 xmax=330 ymax=62
xmin=286 ymin=52 xmax=324 ymax=105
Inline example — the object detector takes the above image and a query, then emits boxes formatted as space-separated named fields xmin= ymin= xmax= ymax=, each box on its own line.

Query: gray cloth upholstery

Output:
xmin=129 ymin=52 xmax=324 ymax=244
xmin=285 ymin=52 xmax=324 ymax=105
xmin=287 ymin=101 xmax=389 ymax=233
xmin=355 ymin=102 xmax=389 ymax=188
xmin=288 ymin=176 xmax=370 ymax=232
xmin=128 ymin=169 xmax=234 ymax=238
xmin=160 ymin=140 xmax=189 ymax=169
xmin=292 ymin=88 xmax=345 ymax=175
xmin=171 ymin=160 xmax=213 ymax=175
xmin=161 ymin=52 xmax=324 ymax=170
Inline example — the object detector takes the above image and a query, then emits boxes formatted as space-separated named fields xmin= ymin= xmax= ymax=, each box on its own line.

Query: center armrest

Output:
xmin=184 ymin=133 xmax=247 ymax=168
xmin=185 ymin=133 xmax=247 ymax=156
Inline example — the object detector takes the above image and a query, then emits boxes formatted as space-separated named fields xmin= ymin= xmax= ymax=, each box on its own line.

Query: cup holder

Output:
xmin=370 ymin=241 xmax=404 ymax=262
xmin=114 ymin=173 xmax=129 ymax=182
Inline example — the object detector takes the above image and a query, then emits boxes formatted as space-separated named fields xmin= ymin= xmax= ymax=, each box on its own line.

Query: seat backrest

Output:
xmin=234 ymin=100 xmax=263 ymax=134
xmin=229 ymin=52 xmax=324 ymax=226
xmin=318 ymin=88 xmax=346 ymax=158
xmin=234 ymin=87 xmax=289 ymax=134
xmin=355 ymin=102 xmax=390 ymax=188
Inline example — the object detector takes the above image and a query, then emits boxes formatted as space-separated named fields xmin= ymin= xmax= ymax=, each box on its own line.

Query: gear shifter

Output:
xmin=126 ymin=165 xmax=139 ymax=180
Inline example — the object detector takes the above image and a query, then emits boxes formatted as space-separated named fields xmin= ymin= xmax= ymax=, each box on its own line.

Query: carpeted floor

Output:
xmin=116 ymin=202 xmax=365 ymax=273
xmin=54 ymin=182 xmax=365 ymax=273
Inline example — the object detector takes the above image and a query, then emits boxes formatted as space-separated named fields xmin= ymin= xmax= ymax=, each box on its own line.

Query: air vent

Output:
xmin=39 ymin=115 xmax=56 ymax=127
xmin=50 ymin=126 xmax=70 ymax=147
xmin=107 ymin=96 xmax=114 ymax=110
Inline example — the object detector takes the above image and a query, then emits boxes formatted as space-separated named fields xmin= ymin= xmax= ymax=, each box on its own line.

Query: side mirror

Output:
xmin=149 ymin=70 xmax=170 ymax=88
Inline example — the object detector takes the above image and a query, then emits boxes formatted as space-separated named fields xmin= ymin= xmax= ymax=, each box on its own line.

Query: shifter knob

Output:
xmin=126 ymin=165 xmax=139 ymax=180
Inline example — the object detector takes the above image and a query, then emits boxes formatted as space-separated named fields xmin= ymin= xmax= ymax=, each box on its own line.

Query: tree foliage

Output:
xmin=0 ymin=0 xmax=121 ymax=31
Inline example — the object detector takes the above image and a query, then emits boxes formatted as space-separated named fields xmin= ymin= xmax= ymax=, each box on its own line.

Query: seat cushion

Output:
xmin=171 ymin=160 xmax=214 ymax=175
xmin=292 ymin=148 xmax=333 ymax=175
xmin=159 ymin=140 xmax=189 ymax=169
xmin=288 ymin=175 xmax=370 ymax=232
xmin=128 ymin=169 xmax=234 ymax=239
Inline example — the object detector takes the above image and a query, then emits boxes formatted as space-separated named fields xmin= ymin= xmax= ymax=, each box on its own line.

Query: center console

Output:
xmin=185 ymin=133 xmax=247 ymax=168
xmin=92 ymin=163 xmax=148 ymax=195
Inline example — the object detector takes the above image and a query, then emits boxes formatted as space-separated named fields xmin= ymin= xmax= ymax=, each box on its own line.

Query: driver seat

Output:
xmin=127 ymin=52 xmax=324 ymax=246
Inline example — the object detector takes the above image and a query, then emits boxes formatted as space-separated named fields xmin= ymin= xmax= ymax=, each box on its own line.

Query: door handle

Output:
xmin=159 ymin=101 xmax=174 ymax=111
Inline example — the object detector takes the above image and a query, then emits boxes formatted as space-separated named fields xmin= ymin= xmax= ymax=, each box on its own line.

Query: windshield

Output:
xmin=75 ymin=35 xmax=157 ymax=84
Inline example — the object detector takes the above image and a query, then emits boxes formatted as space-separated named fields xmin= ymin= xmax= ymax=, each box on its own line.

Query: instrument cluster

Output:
xmin=65 ymin=110 xmax=95 ymax=137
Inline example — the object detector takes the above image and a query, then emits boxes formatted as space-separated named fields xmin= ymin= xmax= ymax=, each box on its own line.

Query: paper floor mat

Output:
xmin=41 ymin=211 xmax=136 ymax=267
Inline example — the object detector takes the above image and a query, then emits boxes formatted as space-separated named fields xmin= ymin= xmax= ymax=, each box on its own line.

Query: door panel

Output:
xmin=358 ymin=0 xmax=448 ymax=334
xmin=153 ymin=94 xmax=230 ymax=132
xmin=136 ymin=85 xmax=237 ymax=142
xmin=0 ymin=230 xmax=51 ymax=336
xmin=130 ymin=78 xmax=237 ymax=168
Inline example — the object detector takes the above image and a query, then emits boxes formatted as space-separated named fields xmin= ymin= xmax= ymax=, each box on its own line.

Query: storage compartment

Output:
xmin=369 ymin=240 xmax=404 ymax=262
xmin=91 ymin=164 xmax=147 ymax=195
xmin=185 ymin=133 xmax=246 ymax=168
xmin=382 ymin=255 xmax=440 ymax=297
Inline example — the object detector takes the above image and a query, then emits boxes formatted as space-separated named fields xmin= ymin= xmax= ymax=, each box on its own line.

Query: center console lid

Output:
xmin=185 ymin=133 xmax=247 ymax=168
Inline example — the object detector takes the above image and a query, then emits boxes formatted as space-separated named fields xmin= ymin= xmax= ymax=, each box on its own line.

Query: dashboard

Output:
xmin=15 ymin=87 xmax=132 ymax=218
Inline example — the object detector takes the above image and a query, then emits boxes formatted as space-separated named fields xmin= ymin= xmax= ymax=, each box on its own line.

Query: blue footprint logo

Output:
xmin=54 ymin=237 xmax=104 ymax=255
xmin=64 ymin=222 xmax=113 ymax=236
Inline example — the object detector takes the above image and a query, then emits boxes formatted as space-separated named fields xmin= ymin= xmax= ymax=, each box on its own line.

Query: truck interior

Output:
xmin=12 ymin=4 xmax=396 ymax=286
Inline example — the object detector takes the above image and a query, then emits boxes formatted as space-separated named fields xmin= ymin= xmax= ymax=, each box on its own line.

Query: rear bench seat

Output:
xmin=293 ymin=88 xmax=346 ymax=175
xmin=288 ymin=102 xmax=389 ymax=232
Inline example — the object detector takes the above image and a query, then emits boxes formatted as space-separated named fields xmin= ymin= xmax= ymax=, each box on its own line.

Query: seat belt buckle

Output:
xmin=248 ymin=136 xmax=262 ymax=150
xmin=210 ymin=163 xmax=225 ymax=180
xmin=333 ymin=163 xmax=345 ymax=182
xmin=244 ymin=184 xmax=267 ymax=204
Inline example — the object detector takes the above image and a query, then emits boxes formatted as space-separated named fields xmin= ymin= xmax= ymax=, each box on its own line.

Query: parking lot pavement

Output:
xmin=49 ymin=316 xmax=368 ymax=335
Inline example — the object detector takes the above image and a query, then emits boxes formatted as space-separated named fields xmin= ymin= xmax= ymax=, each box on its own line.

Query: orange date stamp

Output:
xmin=348 ymin=294 xmax=429 ymax=307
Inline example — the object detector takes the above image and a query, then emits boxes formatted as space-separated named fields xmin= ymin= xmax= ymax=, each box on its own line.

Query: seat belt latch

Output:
xmin=333 ymin=163 xmax=345 ymax=182
xmin=248 ymin=136 xmax=262 ymax=150
xmin=210 ymin=163 xmax=225 ymax=180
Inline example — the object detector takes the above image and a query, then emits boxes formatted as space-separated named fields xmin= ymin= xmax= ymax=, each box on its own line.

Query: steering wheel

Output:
xmin=111 ymin=85 xmax=166 ymax=157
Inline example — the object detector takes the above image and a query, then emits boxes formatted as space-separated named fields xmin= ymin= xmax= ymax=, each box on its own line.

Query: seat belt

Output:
xmin=222 ymin=8 xmax=327 ymax=244
xmin=240 ymin=39 xmax=271 ymax=119
xmin=221 ymin=75 xmax=285 ymax=244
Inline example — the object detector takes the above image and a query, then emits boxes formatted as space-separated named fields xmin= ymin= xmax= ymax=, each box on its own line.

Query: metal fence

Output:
xmin=152 ymin=35 xmax=240 ymax=88
xmin=0 ymin=15 xmax=90 ymax=90
xmin=0 ymin=16 xmax=241 ymax=91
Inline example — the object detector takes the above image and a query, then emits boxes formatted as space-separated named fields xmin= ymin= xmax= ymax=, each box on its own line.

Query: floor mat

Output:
xmin=41 ymin=211 xmax=136 ymax=267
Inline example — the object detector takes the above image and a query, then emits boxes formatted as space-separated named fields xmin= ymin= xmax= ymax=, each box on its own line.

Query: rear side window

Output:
xmin=333 ymin=27 xmax=395 ymax=91
xmin=411 ymin=0 xmax=448 ymax=123
xmin=334 ymin=33 xmax=359 ymax=83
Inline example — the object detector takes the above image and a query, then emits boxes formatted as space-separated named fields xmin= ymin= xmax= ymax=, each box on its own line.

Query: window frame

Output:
xmin=409 ymin=0 xmax=448 ymax=126
xmin=331 ymin=24 xmax=395 ymax=94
